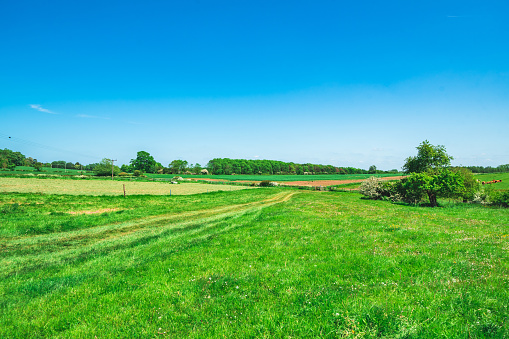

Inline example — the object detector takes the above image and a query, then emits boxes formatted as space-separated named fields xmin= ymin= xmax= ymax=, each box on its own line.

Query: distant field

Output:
xmin=146 ymin=173 xmax=400 ymax=182
xmin=0 ymin=177 xmax=251 ymax=196
xmin=475 ymin=172 xmax=509 ymax=190
xmin=0 ymin=166 xmax=95 ymax=175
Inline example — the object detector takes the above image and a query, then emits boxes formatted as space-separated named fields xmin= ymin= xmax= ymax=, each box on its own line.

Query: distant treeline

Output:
xmin=3 ymin=147 xmax=509 ymax=175
xmin=464 ymin=164 xmax=509 ymax=173
xmin=206 ymin=158 xmax=378 ymax=175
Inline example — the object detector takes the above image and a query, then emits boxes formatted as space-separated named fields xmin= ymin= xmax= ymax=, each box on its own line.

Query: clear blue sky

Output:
xmin=1 ymin=0 xmax=508 ymax=170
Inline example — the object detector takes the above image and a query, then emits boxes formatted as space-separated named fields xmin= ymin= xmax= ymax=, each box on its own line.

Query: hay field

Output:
xmin=0 ymin=177 xmax=252 ymax=196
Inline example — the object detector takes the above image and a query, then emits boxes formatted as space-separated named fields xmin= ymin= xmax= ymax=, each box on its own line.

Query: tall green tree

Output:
xmin=400 ymin=141 xmax=464 ymax=207
xmin=403 ymin=140 xmax=453 ymax=174
xmin=130 ymin=151 xmax=157 ymax=173
xmin=168 ymin=160 xmax=188 ymax=174
xmin=94 ymin=158 xmax=120 ymax=177
xmin=402 ymin=169 xmax=464 ymax=207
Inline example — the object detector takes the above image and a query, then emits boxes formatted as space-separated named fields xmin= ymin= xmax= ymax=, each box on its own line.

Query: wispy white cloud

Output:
xmin=126 ymin=120 xmax=144 ymax=125
xmin=29 ymin=104 xmax=57 ymax=114
xmin=76 ymin=114 xmax=110 ymax=120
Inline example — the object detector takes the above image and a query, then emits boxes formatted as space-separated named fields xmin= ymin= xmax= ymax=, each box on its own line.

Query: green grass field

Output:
xmin=2 ymin=166 xmax=95 ymax=175
xmin=0 ymin=177 xmax=251 ymax=196
xmin=146 ymin=173 xmax=400 ymax=182
xmin=1 ymin=182 xmax=508 ymax=337
xmin=475 ymin=173 xmax=509 ymax=191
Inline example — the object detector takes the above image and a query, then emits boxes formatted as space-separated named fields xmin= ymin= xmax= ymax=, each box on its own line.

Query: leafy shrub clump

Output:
xmin=259 ymin=180 xmax=271 ymax=187
xmin=472 ymin=188 xmax=491 ymax=205
xmin=133 ymin=170 xmax=143 ymax=177
xmin=491 ymin=191 xmax=509 ymax=208
xmin=359 ymin=177 xmax=383 ymax=199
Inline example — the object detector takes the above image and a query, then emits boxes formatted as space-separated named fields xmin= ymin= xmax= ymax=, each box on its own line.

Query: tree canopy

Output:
xmin=0 ymin=149 xmax=26 ymax=169
xmin=168 ymin=160 xmax=188 ymax=174
xmin=206 ymin=158 xmax=367 ymax=175
xmin=402 ymin=140 xmax=453 ymax=174
xmin=94 ymin=158 xmax=120 ymax=176
xmin=400 ymin=141 xmax=464 ymax=207
xmin=129 ymin=151 xmax=157 ymax=173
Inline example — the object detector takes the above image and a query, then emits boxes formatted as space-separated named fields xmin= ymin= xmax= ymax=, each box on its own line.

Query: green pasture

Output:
xmin=0 ymin=177 xmax=251 ymax=196
xmin=1 ymin=186 xmax=508 ymax=337
xmin=146 ymin=173 xmax=401 ymax=182
xmin=475 ymin=172 xmax=509 ymax=190
xmin=0 ymin=166 xmax=94 ymax=175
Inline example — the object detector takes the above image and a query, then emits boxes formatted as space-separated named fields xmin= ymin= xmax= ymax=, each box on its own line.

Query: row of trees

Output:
xmin=3 ymin=147 xmax=509 ymax=180
xmin=206 ymin=158 xmax=373 ymax=175
xmin=1 ymin=149 xmax=32 ymax=169
xmin=0 ymin=149 xmax=100 ymax=172
xmin=465 ymin=164 xmax=509 ymax=173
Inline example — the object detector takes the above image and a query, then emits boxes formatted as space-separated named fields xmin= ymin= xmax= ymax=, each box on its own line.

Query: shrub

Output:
xmin=259 ymin=180 xmax=271 ymax=187
xmin=94 ymin=158 xmax=120 ymax=176
xmin=118 ymin=172 xmax=130 ymax=177
xmin=134 ymin=170 xmax=143 ymax=177
xmin=452 ymin=167 xmax=478 ymax=202
xmin=491 ymin=190 xmax=509 ymax=208
xmin=359 ymin=176 xmax=383 ymax=199
xmin=472 ymin=188 xmax=491 ymax=205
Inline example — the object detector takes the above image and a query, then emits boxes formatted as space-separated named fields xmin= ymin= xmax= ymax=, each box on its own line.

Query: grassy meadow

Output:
xmin=2 ymin=166 xmax=95 ymax=175
xmin=146 ymin=173 xmax=401 ymax=182
xmin=0 ymin=177 xmax=251 ymax=196
xmin=1 ymin=180 xmax=508 ymax=337
xmin=475 ymin=173 xmax=509 ymax=191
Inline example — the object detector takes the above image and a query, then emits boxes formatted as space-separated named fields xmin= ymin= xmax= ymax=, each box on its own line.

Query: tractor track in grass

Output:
xmin=0 ymin=191 xmax=298 ymax=278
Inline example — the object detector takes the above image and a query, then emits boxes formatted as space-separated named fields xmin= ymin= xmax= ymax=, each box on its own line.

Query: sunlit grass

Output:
xmin=0 ymin=177 xmax=252 ymax=196
xmin=1 ymin=188 xmax=508 ymax=337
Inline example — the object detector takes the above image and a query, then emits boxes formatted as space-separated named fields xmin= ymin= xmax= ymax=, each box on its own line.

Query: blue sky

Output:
xmin=1 ymin=0 xmax=508 ymax=170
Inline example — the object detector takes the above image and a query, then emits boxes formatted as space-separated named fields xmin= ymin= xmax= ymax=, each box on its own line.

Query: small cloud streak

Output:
xmin=76 ymin=114 xmax=110 ymax=120
xmin=253 ymin=155 xmax=260 ymax=158
xmin=126 ymin=120 xmax=144 ymax=125
xmin=30 ymin=104 xmax=57 ymax=114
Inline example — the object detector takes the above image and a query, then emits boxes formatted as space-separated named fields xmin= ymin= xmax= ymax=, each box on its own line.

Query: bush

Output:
xmin=452 ymin=167 xmax=478 ymax=202
xmin=472 ymin=187 xmax=491 ymax=205
xmin=491 ymin=191 xmax=509 ymax=207
xmin=359 ymin=177 xmax=384 ymax=199
xmin=118 ymin=172 xmax=130 ymax=177
xmin=134 ymin=170 xmax=143 ymax=177
xmin=259 ymin=180 xmax=271 ymax=187
xmin=94 ymin=158 xmax=120 ymax=176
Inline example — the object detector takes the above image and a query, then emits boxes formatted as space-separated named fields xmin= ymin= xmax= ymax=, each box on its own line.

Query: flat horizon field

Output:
xmin=0 ymin=177 xmax=252 ymax=196
xmin=1 ymin=183 xmax=508 ymax=337
xmin=146 ymin=173 xmax=401 ymax=182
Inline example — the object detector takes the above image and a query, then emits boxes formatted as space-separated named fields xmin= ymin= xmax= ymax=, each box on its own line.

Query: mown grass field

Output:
xmin=1 ymin=182 xmax=508 ymax=337
xmin=0 ymin=177 xmax=251 ymax=196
